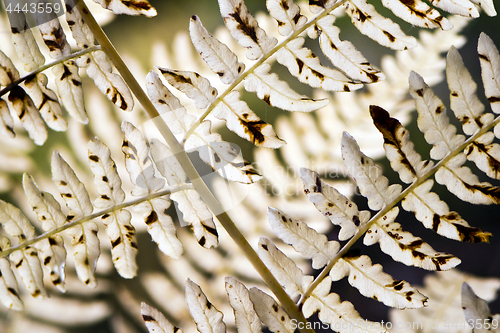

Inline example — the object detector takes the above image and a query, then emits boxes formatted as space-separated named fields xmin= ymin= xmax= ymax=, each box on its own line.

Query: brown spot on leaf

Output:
xmin=89 ymin=155 xmax=99 ymax=162
xmin=145 ymin=211 xmax=158 ymax=225
xmin=142 ymin=315 xmax=155 ymax=322
xmin=229 ymin=3 xmax=259 ymax=44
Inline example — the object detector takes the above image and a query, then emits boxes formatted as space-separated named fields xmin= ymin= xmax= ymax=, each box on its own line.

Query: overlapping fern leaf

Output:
xmin=254 ymin=32 xmax=500 ymax=332
xmin=0 ymin=0 xmax=498 ymax=331
xmin=0 ymin=120 xmax=221 ymax=309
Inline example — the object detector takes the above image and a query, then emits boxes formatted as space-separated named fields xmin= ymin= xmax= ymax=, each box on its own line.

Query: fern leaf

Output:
xmin=185 ymin=121 xmax=262 ymax=184
xmin=258 ymin=237 xmax=313 ymax=298
xmin=185 ymin=279 xmax=226 ymax=333
xmin=300 ymin=168 xmax=364 ymax=241
xmin=52 ymin=151 xmax=100 ymax=287
xmin=52 ymin=151 xmax=93 ymax=217
xmin=225 ymin=277 xmax=262 ymax=333
xmin=0 ymin=50 xmax=18 ymax=86
xmin=146 ymin=71 xmax=194 ymax=135
xmin=65 ymin=5 xmax=133 ymax=111
xmin=410 ymin=71 xmax=500 ymax=204
xmin=189 ymin=15 xmax=245 ymax=85
xmin=309 ymin=0 xmax=338 ymax=14
xmin=343 ymin=0 xmax=418 ymax=50
xmin=150 ymin=139 xmax=218 ymax=249
xmin=8 ymin=86 xmax=48 ymax=145
xmin=470 ymin=0 xmax=497 ymax=15
xmin=218 ymin=0 xmax=278 ymax=60
xmin=23 ymin=174 xmax=67 ymax=291
xmin=0 ymin=99 xmax=15 ymax=138
xmin=145 ymin=198 xmax=184 ymax=258
xmin=159 ymin=68 xmax=217 ymax=110
xmin=364 ymin=220 xmax=461 ymax=270
xmin=428 ymin=0 xmax=479 ymax=17
xmin=409 ymin=71 xmax=464 ymax=159
xmin=34 ymin=235 xmax=67 ymax=292
xmin=86 ymin=51 xmax=134 ymax=111
xmin=141 ymin=302 xmax=183 ymax=333
xmin=447 ymin=46 xmax=486 ymax=136
xmin=370 ymin=105 xmax=433 ymax=183
xmin=0 ymin=200 xmax=48 ymax=298
xmin=244 ymin=63 xmax=330 ymax=112
xmin=249 ymin=287 xmax=294 ymax=333
xmin=37 ymin=15 xmax=71 ymax=59
xmin=276 ymin=37 xmax=362 ymax=92
xmin=6 ymin=11 xmax=45 ymax=71
xmin=92 ymin=0 xmax=157 ymax=17
xmin=331 ymin=253 xmax=428 ymax=309
xmin=1 ymin=51 xmax=48 ymax=143
xmin=0 ymin=237 xmax=23 ymax=310
xmin=88 ymin=138 xmax=126 ymax=207
xmin=341 ymin=132 xmax=402 ymax=210
xmin=88 ymin=138 xmax=138 ymax=278
xmin=461 ymin=282 xmax=500 ymax=333
xmin=212 ymin=90 xmax=284 ymax=148
xmin=267 ymin=207 xmax=339 ymax=270
xmin=403 ymin=180 xmax=491 ymax=242
xmin=122 ymin=121 xmax=165 ymax=196
xmin=380 ymin=0 xmax=452 ymax=29
xmin=160 ymin=68 xmax=282 ymax=150
xmin=24 ymin=73 xmax=67 ymax=132
xmin=65 ymin=4 xmax=95 ymax=52
xmin=303 ymin=277 xmax=386 ymax=333
xmin=436 ymin=154 xmax=500 ymax=204
xmin=266 ymin=0 xmax=307 ymax=36
xmin=52 ymin=62 xmax=87 ymax=124
xmin=466 ymin=141 xmax=500 ymax=180
xmin=122 ymin=121 xmax=183 ymax=258
xmin=317 ymin=15 xmax=384 ymax=83
xmin=478 ymin=33 xmax=500 ymax=115
xmin=146 ymin=72 xmax=260 ymax=182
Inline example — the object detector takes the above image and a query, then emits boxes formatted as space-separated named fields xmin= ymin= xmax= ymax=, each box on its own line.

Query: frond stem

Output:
xmin=298 ymin=114 xmax=500 ymax=306
xmin=73 ymin=2 xmax=312 ymax=331
xmin=182 ymin=0 xmax=349 ymax=143
xmin=0 ymin=46 xmax=101 ymax=97
xmin=0 ymin=184 xmax=192 ymax=258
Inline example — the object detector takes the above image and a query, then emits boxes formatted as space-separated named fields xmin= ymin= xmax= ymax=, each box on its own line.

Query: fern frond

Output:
xmin=389 ymin=270 xmax=500 ymax=333
xmin=0 ymin=201 xmax=48 ymax=298
xmin=302 ymin=276 xmax=386 ymax=333
xmin=88 ymin=138 xmax=138 ymax=278
xmin=122 ymin=121 xmax=183 ymax=259
xmin=91 ymin=0 xmax=157 ymax=17
xmin=225 ymin=277 xmax=263 ymax=333
xmin=150 ymin=138 xmax=218 ymax=249
xmin=186 ymin=279 xmax=227 ymax=333
xmin=0 ymin=239 xmax=23 ymax=310
xmin=267 ymin=207 xmax=339 ymax=270
xmin=462 ymin=282 xmax=500 ymax=333
xmin=190 ymin=15 xmax=246 ymax=85
xmin=142 ymin=302 xmax=184 ymax=333
xmin=300 ymin=168 xmax=364 ymax=241
xmin=344 ymin=0 xmax=417 ymax=50
xmin=249 ymin=287 xmax=295 ymax=333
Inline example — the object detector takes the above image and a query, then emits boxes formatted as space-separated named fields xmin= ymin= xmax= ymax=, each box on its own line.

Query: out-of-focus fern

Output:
xmin=0 ymin=0 xmax=497 ymax=332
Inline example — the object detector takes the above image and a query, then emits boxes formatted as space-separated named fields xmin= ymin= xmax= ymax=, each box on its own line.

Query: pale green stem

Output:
xmin=73 ymin=2 xmax=313 ymax=331
xmin=182 ymin=0 xmax=350 ymax=143
xmin=0 ymin=184 xmax=192 ymax=258
xmin=298 ymin=114 xmax=500 ymax=306
xmin=0 ymin=46 xmax=101 ymax=97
